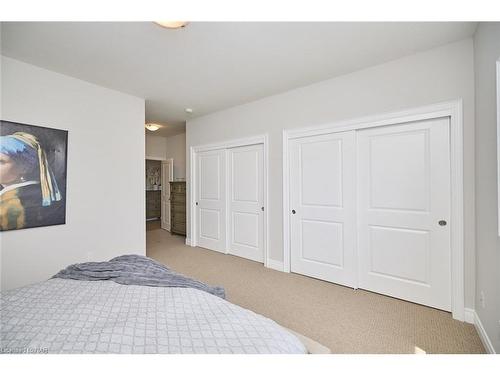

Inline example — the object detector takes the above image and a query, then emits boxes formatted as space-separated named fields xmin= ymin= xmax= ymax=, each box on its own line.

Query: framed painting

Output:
xmin=0 ymin=120 xmax=68 ymax=231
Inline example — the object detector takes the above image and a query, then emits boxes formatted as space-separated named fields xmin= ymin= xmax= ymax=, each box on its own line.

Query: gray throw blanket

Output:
xmin=52 ymin=254 xmax=225 ymax=299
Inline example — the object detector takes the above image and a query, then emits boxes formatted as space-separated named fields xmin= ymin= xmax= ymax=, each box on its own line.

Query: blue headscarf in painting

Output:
xmin=0 ymin=132 xmax=62 ymax=206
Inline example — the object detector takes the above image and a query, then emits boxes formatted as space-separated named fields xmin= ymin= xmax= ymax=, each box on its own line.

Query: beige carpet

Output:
xmin=146 ymin=219 xmax=161 ymax=231
xmin=146 ymin=228 xmax=485 ymax=354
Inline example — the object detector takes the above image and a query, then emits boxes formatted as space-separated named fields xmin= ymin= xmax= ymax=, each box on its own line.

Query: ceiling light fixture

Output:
xmin=185 ymin=108 xmax=193 ymax=114
xmin=154 ymin=21 xmax=188 ymax=29
xmin=145 ymin=123 xmax=161 ymax=131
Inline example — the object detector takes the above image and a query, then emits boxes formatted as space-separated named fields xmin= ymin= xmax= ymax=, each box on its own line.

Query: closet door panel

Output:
xmin=289 ymin=131 xmax=356 ymax=287
xmin=196 ymin=150 xmax=226 ymax=252
xmin=357 ymin=118 xmax=451 ymax=311
xmin=228 ymin=144 xmax=264 ymax=262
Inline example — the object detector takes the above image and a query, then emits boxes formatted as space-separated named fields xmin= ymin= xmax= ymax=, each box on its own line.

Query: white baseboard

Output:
xmin=185 ymin=238 xmax=192 ymax=246
xmin=470 ymin=309 xmax=496 ymax=354
xmin=464 ymin=308 xmax=475 ymax=324
xmin=266 ymin=259 xmax=284 ymax=272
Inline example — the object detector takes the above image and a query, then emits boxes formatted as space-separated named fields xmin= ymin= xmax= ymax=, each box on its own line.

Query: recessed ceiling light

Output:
xmin=145 ymin=123 xmax=161 ymax=131
xmin=154 ymin=22 xmax=188 ymax=29
xmin=185 ymin=108 xmax=193 ymax=114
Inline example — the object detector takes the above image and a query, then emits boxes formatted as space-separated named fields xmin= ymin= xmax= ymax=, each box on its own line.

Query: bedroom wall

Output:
xmin=473 ymin=22 xmax=500 ymax=353
xmin=165 ymin=132 xmax=186 ymax=180
xmin=186 ymin=39 xmax=476 ymax=309
xmin=145 ymin=133 xmax=167 ymax=159
xmin=146 ymin=132 xmax=187 ymax=180
xmin=0 ymin=56 xmax=146 ymax=291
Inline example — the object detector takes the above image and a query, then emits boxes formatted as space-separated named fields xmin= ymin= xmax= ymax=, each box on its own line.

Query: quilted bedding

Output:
xmin=0 ymin=278 xmax=306 ymax=354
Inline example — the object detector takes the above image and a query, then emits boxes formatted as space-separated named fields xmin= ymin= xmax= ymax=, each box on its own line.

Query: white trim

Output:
xmin=162 ymin=158 xmax=174 ymax=181
xmin=263 ymin=136 xmax=270 ymax=267
xmin=464 ymin=308 xmax=475 ymax=324
xmin=266 ymin=259 xmax=285 ymax=272
xmin=285 ymin=100 xmax=461 ymax=140
xmin=161 ymin=158 xmax=174 ymax=232
xmin=191 ymin=134 xmax=268 ymax=153
xmin=145 ymin=156 xmax=167 ymax=161
xmin=185 ymin=237 xmax=191 ymax=246
xmin=448 ymin=101 xmax=465 ymax=321
xmin=189 ymin=134 xmax=270 ymax=266
xmin=282 ymin=129 xmax=291 ymax=273
xmin=496 ymin=60 xmax=500 ymax=236
xmin=224 ymin=149 xmax=230 ymax=254
xmin=473 ymin=310 xmax=497 ymax=354
xmin=282 ymin=100 xmax=465 ymax=321
xmin=189 ymin=146 xmax=196 ymax=247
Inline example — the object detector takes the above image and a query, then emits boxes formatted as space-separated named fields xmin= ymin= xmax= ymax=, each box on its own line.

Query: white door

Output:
xmin=161 ymin=159 xmax=173 ymax=231
xmin=290 ymin=131 xmax=357 ymax=287
xmin=228 ymin=144 xmax=264 ymax=262
xmin=357 ymin=118 xmax=451 ymax=311
xmin=196 ymin=149 xmax=226 ymax=252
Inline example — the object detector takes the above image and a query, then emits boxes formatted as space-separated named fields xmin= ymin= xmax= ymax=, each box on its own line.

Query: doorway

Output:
xmin=145 ymin=158 xmax=173 ymax=231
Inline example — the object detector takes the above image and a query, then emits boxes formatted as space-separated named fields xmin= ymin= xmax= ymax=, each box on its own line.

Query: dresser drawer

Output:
xmin=171 ymin=211 xmax=186 ymax=222
xmin=170 ymin=183 xmax=186 ymax=194
xmin=171 ymin=221 xmax=186 ymax=235
xmin=169 ymin=182 xmax=186 ymax=235
xmin=171 ymin=201 xmax=185 ymax=211
xmin=170 ymin=194 xmax=186 ymax=204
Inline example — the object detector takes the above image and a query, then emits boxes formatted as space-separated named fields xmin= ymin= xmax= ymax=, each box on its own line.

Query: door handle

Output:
xmin=291 ymin=209 xmax=296 ymax=214
xmin=196 ymin=202 xmax=199 ymax=206
xmin=438 ymin=220 xmax=447 ymax=226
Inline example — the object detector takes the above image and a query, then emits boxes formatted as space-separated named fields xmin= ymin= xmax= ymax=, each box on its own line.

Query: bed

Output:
xmin=0 ymin=257 xmax=310 ymax=354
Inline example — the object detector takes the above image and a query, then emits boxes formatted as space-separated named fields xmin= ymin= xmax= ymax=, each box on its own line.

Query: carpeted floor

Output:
xmin=146 ymin=219 xmax=161 ymax=231
xmin=146 ymin=227 xmax=485 ymax=354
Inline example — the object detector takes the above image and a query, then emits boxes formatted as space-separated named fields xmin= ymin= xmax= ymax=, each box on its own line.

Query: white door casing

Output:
xmin=357 ymin=118 xmax=451 ymax=311
xmin=228 ymin=144 xmax=264 ymax=262
xmin=289 ymin=131 xmax=357 ymax=287
xmin=196 ymin=149 xmax=226 ymax=252
xmin=161 ymin=159 xmax=173 ymax=231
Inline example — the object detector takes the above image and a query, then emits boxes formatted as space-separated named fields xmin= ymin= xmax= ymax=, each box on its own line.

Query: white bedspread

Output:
xmin=0 ymin=278 xmax=306 ymax=354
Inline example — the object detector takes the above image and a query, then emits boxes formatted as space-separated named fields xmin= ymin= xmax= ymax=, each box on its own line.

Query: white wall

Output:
xmin=145 ymin=134 xmax=167 ymax=159
xmin=0 ymin=57 xmax=146 ymax=291
xmin=473 ymin=23 xmax=500 ymax=353
xmin=187 ymin=39 xmax=476 ymax=309
xmin=166 ymin=132 xmax=186 ymax=180
xmin=146 ymin=133 xmax=186 ymax=180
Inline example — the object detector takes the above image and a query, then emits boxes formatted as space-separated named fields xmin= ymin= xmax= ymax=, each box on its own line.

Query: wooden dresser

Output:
xmin=146 ymin=190 xmax=161 ymax=219
xmin=170 ymin=181 xmax=186 ymax=235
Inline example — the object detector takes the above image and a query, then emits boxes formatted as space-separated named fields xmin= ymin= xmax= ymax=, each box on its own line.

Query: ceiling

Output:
xmin=1 ymin=22 xmax=477 ymax=137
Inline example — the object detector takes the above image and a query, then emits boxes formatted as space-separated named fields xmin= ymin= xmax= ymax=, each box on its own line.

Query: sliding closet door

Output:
xmin=228 ymin=144 xmax=264 ymax=262
xmin=357 ymin=118 xmax=451 ymax=311
xmin=196 ymin=149 xmax=226 ymax=252
xmin=289 ymin=131 xmax=356 ymax=287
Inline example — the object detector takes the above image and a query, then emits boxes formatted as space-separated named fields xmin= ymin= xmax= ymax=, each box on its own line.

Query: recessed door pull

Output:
xmin=292 ymin=209 xmax=296 ymax=214
xmin=438 ymin=220 xmax=447 ymax=226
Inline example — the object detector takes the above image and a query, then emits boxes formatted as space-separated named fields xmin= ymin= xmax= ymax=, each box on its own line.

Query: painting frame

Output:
xmin=0 ymin=119 xmax=68 ymax=231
